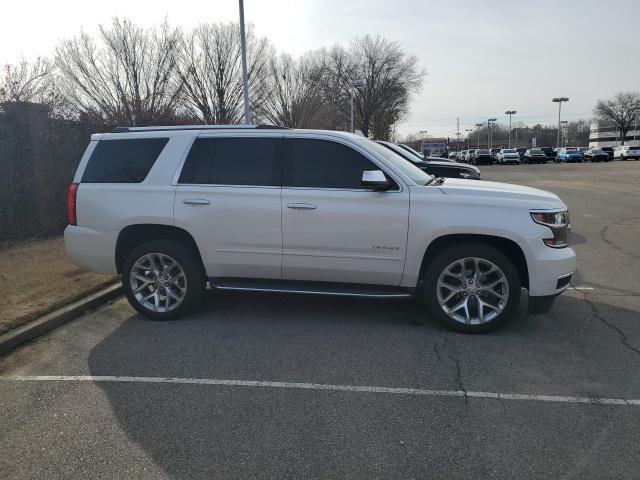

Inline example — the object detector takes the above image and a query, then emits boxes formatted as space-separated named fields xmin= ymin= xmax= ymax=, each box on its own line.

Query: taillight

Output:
xmin=67 ymin=183 xmax=79 ymax=225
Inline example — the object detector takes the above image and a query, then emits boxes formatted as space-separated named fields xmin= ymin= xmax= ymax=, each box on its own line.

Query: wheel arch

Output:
xmin=115 ymin=224 xmax=205 ymax=277
xmin=418 ymin=234 xmax=529 ymax=289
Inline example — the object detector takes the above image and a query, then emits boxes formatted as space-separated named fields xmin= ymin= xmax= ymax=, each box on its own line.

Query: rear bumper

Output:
xmin=64 ymin=225 xmax=118 ymax=275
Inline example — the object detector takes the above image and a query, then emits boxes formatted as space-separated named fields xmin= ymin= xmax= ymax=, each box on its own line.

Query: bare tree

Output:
xmin=0 ymin=57 xmax=57 ymax=103
xmin=313 ymin=36 xmax=424 ymax=139
xmin=594 ymin=91 xmax=640 ymax=145
xmin=176 ymin=22 xmax=271 ymax=125
xmin=55 ymin=18 xmax=183 ymax=126
xmin=258 ymin=53 xmax=325 ymax=127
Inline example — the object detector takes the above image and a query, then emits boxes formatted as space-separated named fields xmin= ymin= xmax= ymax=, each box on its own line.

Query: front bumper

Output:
xmin=527 ymin=293 xmax=562 ymax=315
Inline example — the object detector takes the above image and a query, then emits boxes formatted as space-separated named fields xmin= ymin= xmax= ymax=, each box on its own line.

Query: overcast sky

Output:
xmin=2 ymin=0 xmax=638 ymax=137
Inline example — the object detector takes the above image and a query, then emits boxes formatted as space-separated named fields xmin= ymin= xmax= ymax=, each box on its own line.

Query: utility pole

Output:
xmin=239 ymin=0 xmax=251 ymax=124
xmin=456 ymin=117 xmax=460 ymax=151
xmin=552 ymin=97 xmax=569 ymax=148
xmin=505 ymin=110 xmax=516 ymax=148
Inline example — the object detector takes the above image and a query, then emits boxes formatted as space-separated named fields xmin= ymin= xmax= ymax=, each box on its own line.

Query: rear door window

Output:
xmin=82 ymin=138 xmax=169 ymax=183
xmin=179 ymin=137 xmax=282 ymax=186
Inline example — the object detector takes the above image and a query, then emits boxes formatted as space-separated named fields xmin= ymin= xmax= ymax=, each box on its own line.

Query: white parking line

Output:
xmin=2 ymin=375 xmax=639 ymax=406
xmin=567 ymin=286 xmax=595 ymax=291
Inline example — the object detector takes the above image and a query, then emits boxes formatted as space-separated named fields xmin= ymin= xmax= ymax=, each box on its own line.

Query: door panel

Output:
xmin=281 ymin=188 xmax=409 ymax=285
xmin=174 ymin=186 xmax=282 ymax=279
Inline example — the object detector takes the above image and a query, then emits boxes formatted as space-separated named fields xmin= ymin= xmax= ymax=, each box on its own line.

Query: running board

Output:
xmin=208 ymin=278 xmax=413 ymax=299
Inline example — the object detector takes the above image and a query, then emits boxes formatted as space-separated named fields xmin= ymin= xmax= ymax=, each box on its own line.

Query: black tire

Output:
xmin=422 ymin=243 xmax=521 ymax=333
xmin=122 ymin=239 xmax=205 ymax=320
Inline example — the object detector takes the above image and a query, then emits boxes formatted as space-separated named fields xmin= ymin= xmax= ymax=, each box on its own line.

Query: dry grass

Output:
xmin=0 ymin=236 xmax=116 ymax=334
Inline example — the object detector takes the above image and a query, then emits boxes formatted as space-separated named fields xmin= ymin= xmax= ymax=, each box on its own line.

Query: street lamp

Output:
xmin=552 ymin=97 xmax=569 ymax=148
xmin=488 ymin=118 xmax=497 ymax=149
xmin=419 ymin=130 xmax=428 ymax=155
xmin=475 ymin=123 xmax=483 ymax=149
xmin=350 ymin=79 xmax=365 ymax=132
xmin=239 ymin=0 xmax=251 ymax=124
xmin=465 ymin=128 xmax=473 ymax=150
xmin=560 ymin=120 xmax=568 ymax=147
xmin=505 ymin=110 xmax=517 ymax=148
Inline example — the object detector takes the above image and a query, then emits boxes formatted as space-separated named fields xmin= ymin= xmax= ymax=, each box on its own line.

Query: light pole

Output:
xmin=505 ymin=110 xmax=516 ymax=148
xmin=465 ymin=128 xmax=473 ymax=150
xmin=350 ymin=79 xmax=365 ymax=132
xmin=475 ymin=123 xmax=483 ymax=149
xmin=239 ymin=0 xmax=251 ymax=124
xmin=552 ymin=97 xmax=569 ymax=148
xmin=419 ymin=130 xmax=428 ymax=155
xmin=560 ymin=120 xmax=568 ymax=147
xmin=488 ymin=118 xmax=497 ymax=149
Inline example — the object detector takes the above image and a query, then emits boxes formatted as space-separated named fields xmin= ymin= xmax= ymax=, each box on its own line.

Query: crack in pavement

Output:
xmin=598 ymin=217 xmax=640 ymax=261
xmin=450 ymin=354 xmax=468 ymax=405
xmin=572 ymin=284 xmax=640 ymax=357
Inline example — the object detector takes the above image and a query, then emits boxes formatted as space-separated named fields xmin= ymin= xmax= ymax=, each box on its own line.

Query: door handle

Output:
xmin=182 ymin=198 xmax=211 ymax=205
xmin=287 ymin=202 xmax=317 ymax=210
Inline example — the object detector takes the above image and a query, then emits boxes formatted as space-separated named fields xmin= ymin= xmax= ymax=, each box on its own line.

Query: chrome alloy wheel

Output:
xmin=436 ymin=257 xmax=509 ymax=325
xmin=129 ymin=253 xmax=187 ymax=313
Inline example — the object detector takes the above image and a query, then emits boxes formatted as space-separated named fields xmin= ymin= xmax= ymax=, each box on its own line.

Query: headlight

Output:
xmin=530 ymin=209 xmax=570 ymax=248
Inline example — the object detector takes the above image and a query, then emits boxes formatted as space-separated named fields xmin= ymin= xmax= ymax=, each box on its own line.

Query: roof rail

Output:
xmin=110 ymin=124 xmax=289 ymax=133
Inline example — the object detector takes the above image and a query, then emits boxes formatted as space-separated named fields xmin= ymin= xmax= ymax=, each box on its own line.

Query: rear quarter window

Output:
xmin=81 ymin=138 xmax=169 ymax=183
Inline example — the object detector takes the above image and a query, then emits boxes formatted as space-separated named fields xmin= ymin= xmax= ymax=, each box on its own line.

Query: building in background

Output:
xmin=589 ymin=123 xmax=640 ymax=147
xmin=421 ymin=137 xmax=449 ymax=157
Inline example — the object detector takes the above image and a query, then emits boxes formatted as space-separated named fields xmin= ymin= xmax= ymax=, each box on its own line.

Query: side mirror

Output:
xmin=362 ymin=170 xmax=391 ymax=191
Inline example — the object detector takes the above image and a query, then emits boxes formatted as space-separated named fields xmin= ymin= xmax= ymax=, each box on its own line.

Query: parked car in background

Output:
xmin=613 ymin=145 xmax=640 ymax=160
xmin=457 ymin=150 xmax=468 ymax=162
xmin=490 ymin=148 xmax=501 ymax=161
xmin=66 ymin=125 xmax=575 ymax=333
xmin=541 ymin=147 xmax=556 ymax=161
xmin=472 ymin=149 xmax=493 ymax=165
xmin=377 ymin=141 xmax=481 ymax=180
xmin=600 ymin=146 xmax=614 ymax=159
xmin=555 ymin=148 xmax=584 ymax=163
xmin=465 ymin=149 xmax=476 ymax=163
xmin=396 ymin=144 xmax=456 ymax=163
xmin=496 ymin=149 xmax=522 ymax=164
xmin=448 ymin=151 xmax=459 ymax=160
xmin=515 ymin=148 xmax=527 ymax=161
xmin=524 ymin=149 xmax=547 ymax=164
xmin=583 ymin=148 xmax=609 ymax=162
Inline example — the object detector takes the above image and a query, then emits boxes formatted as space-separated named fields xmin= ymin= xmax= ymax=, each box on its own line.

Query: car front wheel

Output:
xmin=122 ymin=239 xmax=205 ymax=320
xmin=423 ymin=243 xmax=521 ymax=333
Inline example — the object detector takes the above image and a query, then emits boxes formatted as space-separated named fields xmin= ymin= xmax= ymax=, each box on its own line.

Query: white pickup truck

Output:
xmin=65 ymin=125 xmax=576 ymax=333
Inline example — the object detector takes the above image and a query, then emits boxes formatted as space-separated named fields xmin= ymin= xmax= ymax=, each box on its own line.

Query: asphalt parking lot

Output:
xmin=2 ymin=161 xmax=640 ymax=479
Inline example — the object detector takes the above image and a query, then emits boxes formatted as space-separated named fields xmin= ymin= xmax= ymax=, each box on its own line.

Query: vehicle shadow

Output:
xmin=87 ymin=290 xmax=640 ymax=478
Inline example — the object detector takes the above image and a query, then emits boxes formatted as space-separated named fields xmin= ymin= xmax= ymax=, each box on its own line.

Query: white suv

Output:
xmin=65 ymin=126 xmax=576 ymax=333
xmin=613 ymin=145 xmax=640 ymax=160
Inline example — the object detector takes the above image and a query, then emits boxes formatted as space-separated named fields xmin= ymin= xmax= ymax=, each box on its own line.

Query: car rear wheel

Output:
xmin=422 ymin=243 xmax=521 ymax=333
xmin=122 ymin=239 xmax=205 ymax=320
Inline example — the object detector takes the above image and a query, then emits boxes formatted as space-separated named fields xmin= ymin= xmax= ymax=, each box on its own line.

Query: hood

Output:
xmin=436 ymin=178 xmax=565 ymax=209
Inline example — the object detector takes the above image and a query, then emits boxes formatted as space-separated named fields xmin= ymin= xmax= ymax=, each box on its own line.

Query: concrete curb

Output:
xmin=0 ymin=284 xmax=122 ymax=356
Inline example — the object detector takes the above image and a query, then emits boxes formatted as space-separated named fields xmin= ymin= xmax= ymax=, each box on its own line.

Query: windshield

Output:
xmin=476 ymin=149 xmax=490 ymax=154
xmin=530 ymin=149 xmax=543 ymax=154
xmin=397 ymin=144 xmax=425 ymax=158
xmin=367 ymin=140 xmax=433 ymax=185
xmin=503 ymin=149 xmax=517 ymax=153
